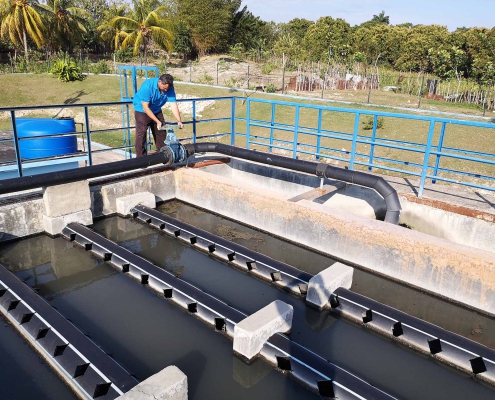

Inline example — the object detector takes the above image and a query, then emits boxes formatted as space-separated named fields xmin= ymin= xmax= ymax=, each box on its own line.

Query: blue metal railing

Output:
xmin=237 ymin=97 xmax=495 ymax=197
xmin=1 ymin=96 xmax=494 ymax=197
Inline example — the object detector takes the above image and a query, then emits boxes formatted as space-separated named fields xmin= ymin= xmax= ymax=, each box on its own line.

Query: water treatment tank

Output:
xmin=17 ymin=118 xmax=77 ymax=159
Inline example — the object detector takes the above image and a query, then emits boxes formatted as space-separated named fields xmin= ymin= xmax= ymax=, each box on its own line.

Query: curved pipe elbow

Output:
xmin=185 ymin=143 xmax=402 ymax=224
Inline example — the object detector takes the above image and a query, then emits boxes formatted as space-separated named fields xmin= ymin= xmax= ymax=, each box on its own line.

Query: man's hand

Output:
xmin=156 ymin=120 xmax=163 ymax=130
xmin=177 ymin=121 xmax=184 ymax=129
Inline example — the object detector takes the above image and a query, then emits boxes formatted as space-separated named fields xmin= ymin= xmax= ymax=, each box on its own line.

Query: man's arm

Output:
xmin=169 ymin=103 xmax=184 ymax=129
xmin=141 ymin=101 xmax=163 ymax=130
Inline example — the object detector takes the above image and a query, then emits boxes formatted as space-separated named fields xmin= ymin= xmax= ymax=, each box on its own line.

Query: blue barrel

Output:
xmin=17 ymin=118 xmax=77 ymax=159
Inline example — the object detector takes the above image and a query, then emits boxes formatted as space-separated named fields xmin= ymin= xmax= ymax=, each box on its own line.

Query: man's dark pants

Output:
xmin=134 ymin=111 xmax=167 ymax=157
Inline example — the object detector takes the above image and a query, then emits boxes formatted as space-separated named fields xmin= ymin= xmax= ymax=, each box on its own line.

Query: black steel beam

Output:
xmin=133 ymin=205 xmax=495 ymax=385
xmin=0 ymin=264 xmax=138 ymax=399
xmin=62 ymin=222 xmax=396 ymax=400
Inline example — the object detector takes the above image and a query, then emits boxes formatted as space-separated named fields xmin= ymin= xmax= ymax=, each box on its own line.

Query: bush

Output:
xmin=265 ymin=83 xmax=277 ymax=93
xmin=362 ymin=116 xmax=384 ymax=130
xmin=261 ymin=63 xmax=277 ymax=75
xmin=115 ymin=48 xmax=134 ymax=62
xmin=89 ymin=60 xmax=110 ymax=75
xmin=50 ymin=54 xmax=84 ymax=82
xmin=197 ymin=72 xmax=213 ymax=85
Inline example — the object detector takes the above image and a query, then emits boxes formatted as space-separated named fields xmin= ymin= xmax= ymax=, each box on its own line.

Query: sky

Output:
xmin=241 ymin=0 xmax=494 ymax=31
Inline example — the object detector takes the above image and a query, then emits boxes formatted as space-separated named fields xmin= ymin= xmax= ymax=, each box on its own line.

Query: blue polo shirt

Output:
xmin=133 ymin=78 xmax=176 ymax=114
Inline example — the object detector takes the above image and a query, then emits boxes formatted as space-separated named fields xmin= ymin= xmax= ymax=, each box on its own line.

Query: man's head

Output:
xmin=158 ymin=74 xmax=174 ymax=92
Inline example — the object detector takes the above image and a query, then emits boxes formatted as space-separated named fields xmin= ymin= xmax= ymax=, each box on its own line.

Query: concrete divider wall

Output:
xmin=93 ymin=170 xmax=176 ymax=216
xmin=400 ymin=199 xmax=495 ymax=254
xmin=0 ymin=199 xmax=45 ymax=240
xmin=175 ymin=168 xmax=495 ymax=315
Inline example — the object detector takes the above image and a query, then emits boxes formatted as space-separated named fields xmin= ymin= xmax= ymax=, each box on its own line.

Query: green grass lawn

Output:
xmin=1 ymin=73 xmax=493 ymax=187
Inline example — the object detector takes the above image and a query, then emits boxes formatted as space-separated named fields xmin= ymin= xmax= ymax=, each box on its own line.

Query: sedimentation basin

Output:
xmin=0 ymin=150 xmax=494 ymax=399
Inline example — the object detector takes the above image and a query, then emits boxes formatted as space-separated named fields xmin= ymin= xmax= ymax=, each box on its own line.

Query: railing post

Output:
xmin=432 ymin=122 xmax=447 ymax=184
xmin=316 ymin=108 xmax=322 ymax=161
xmin=126 ymin=104 xmax=132 ymax=159
xmin=230 ymin=97 xmax=235 ymax=146
xmin=84 ymin=106 xmax=93 ymax=166
xmin=419 ymin=120 xmax=436 ymax=197
xmin=350 ymin=112 xmax=360 ymax=170
xmin=293 ymin=105 xmax=300 ymax=159
xmin=246 ymin=99 xmax=251 ymax=150
xmin=269 ymin=103 xmax=275 ymax=153
xmin=368 ymin=115 xmax=378 ymax=171
xmin=10 ymin=111 xmax=23 ymax=177
xmin=192 ymin=100 xmax=197 ymax=143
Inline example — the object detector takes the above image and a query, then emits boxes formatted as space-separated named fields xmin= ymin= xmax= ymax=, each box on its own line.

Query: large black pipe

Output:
xmin=0 ymin=150 xmax=173 ymax=196
xmin=183 ymin=143 xmax=402 ymax=224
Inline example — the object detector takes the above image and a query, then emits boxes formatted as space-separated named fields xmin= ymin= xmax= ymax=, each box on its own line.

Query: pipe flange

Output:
xmin=316 ymin=163 xmax=327 ymax=178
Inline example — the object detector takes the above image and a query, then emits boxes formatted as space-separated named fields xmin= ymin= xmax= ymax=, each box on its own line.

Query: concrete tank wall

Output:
xmin=175 ymin=167 xmax=495 ymax=316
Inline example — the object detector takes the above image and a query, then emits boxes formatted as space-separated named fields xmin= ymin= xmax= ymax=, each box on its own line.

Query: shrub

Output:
xmin=50 ymin=55 xmax=84 ymax=82
xmin=224 ymin=77 xmax=245 ymax=88
xmin=362 ymin=116 xmax=384 ymax=130
xmin=197 ymin=72 xmax=213 ymax=85
xmin=265 ymin=83 xmax=277 ymax=93
xmin=261 ymin=63 xmax=277 ymax=75
xmin=89 ymin=60 xmax=110 ymax=75
xmin=115 ymin=48 xmax=134 ymax=62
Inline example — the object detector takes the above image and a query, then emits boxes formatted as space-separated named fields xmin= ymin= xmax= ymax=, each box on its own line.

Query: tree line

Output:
xmin=1 ymin=1 xmax=494 ymax=83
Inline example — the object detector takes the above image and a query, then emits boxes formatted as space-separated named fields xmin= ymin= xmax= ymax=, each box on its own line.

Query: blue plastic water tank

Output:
xmin=17 ymin=118 xmax=77 ymax=159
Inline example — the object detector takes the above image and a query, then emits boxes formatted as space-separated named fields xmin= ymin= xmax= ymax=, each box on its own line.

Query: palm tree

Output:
xmin=372 ymin=10 xmax=390 ymax=25
xmin=41 ymin=0 xmax=88 ymax=51
xmin=111 ymin=0 xmax=173 ymax=64
xmin=0 ymin=0 xmax=48 ymax=59
xmin=97 ymin=4 xmax=130 ymax=51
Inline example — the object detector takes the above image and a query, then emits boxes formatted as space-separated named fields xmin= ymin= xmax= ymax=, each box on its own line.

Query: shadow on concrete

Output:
xmin=474 ymin=191 xmax=495 ymax=210
xmin=404 ymin=178 xmax=419 ymax=196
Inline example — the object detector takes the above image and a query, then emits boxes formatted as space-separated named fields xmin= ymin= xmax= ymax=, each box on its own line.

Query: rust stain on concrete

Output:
xmin=400 ymin=192 xmax=495 ymax=223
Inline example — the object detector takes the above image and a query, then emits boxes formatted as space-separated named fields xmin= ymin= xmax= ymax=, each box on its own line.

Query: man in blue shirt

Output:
xmin=132 ymin=73 xmax=184 ymax=157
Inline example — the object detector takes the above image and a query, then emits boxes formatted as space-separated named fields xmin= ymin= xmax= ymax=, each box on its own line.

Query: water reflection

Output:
xmin=0 ymin=231 xmax=319 ymax=400
xmin=96 ymin=215 xmax=495 ymax=400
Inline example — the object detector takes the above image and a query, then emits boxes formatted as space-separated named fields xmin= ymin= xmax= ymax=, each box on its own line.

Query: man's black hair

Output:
xmin=159 ymin=74 xmax=174 ymax=86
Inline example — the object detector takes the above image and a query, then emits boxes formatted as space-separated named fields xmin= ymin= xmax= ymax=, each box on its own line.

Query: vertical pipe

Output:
xmin=84 ymin=107 xmax=93 ymax=166
xmin=10 ymin=111 xmax=23 ymax=178
xmin=246 ymin=99 xmax=251 ymax=150
xmin=419 ymin=120 xmax=436 ymax=197
xmin=368 ymin=115 xmax=378 ymax=171
xmin=230 ymin=97 xmax=236 ymax=146
xmin=293 ymin=105 xmax=300 ymax=159
xmin=132 ymin=66 xmax=137 ymax=95
xmin=269 ymin=103 xmax=275 ymax=153
xmin=316 ymin=109 xmax=322 ymax=161
xmin=192 ymin=101 xmax=197 ymax=144
xmin=350 ymin=112 xmax=360 ymax=170
xmin=123 ymin=70 xmax=129 ymax=99
xmin=432 ymin=122 xmax=447 ymax=184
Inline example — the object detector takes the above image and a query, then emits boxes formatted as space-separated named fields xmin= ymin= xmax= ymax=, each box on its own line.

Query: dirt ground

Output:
xmin=161 ymin=55 xmax=493 ymax=116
